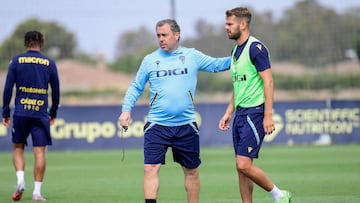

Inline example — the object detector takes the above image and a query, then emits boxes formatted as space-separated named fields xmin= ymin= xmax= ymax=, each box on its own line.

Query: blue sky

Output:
xmin=1 ymin=0 xmax=359 ymax=62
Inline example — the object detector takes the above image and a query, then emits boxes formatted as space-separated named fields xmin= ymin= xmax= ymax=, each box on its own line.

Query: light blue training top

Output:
xmin=122 ymin=46 xmax=230 ymax=126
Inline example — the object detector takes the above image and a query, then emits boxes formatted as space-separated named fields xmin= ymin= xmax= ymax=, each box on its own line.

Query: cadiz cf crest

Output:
xmin=256 ymin=44 xmax=262 ymax=51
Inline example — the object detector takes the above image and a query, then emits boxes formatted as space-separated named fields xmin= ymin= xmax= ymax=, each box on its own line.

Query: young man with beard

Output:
xmin=218 ymin=7 xmax=292 ymax=203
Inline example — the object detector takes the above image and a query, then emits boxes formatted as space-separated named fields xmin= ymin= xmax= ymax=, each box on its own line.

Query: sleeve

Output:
xmin=250 ymin=42 xmax=271 ymax=72
xmin=121 ymin=58 xmax=150 ymax=112
xmin=194 ymin=50 xmax=231 ymax=72
xmin=48 ymin=61 xmax=60 ymax=118
xmin=2 ymin=59 xmax=16 ymax=118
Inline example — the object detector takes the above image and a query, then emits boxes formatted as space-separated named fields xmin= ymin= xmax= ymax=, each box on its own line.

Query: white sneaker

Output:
xmin=32 ymin=194 xmax=46 ymax=201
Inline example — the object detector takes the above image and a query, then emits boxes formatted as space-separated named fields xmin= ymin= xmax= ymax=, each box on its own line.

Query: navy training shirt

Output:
xmin=233 ymin=38 xmax=271 ymax=72
xmin=2 ymin=50 xmax=60 ymax=118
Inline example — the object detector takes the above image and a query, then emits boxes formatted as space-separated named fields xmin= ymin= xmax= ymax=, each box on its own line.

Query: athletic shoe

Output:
xmin=32 ymin=194 xmax=46 ymax=201
xmin=12 ymin=182 xmax=25 ymax=201
xmin=275 ymin=190 xmax=292 ymax=203
xmin=12 ymin=182 xmax=26 ymax=201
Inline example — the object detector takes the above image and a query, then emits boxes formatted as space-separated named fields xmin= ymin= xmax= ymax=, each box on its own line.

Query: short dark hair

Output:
xmin=226 ymin=7 xmax=252 ymax=24
xmin=156 ymin=19 xmax=181 ymax=33
xmin=24 ymin=31 xmax=44 ymax=48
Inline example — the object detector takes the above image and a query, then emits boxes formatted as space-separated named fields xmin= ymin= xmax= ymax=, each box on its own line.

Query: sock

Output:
xmin=33 ymin=181 xmax=42 ymax=196
xmin=269 ymin=184 xmax=284 ymax=201
xmin=16 ymin=171 xmax=25 ymax=185
xmin=145 ymin=199 xmax=157 ymax=203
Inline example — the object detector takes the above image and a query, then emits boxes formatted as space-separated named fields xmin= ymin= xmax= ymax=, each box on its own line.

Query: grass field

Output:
xmin=1 ymin=145 xmax=359 ymax=203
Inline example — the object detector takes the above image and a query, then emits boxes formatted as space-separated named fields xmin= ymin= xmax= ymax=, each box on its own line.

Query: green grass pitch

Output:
xmin=0 ymin=145 xmax=359 ymax=202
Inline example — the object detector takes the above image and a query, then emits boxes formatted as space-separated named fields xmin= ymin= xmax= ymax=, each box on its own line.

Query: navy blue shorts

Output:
xmin=232 ymin=113 xmax=265 ymax=158
xmin=12 ymin=116 xmax=52 ymax=147
xmin=143 ymin=122 xmax=201 ymax=169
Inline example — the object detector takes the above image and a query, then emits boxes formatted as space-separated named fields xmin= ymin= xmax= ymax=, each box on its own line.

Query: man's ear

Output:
xmin=240 ymin=19 xmax=247 ymax=30
xmin=175 ymin=32 xmax=180 ymax=41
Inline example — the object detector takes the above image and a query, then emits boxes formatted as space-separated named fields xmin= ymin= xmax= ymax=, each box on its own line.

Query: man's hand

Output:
xmin=263 ymin=114 xmax=275 ymax=135
xmin=2 ymin=117 xmax=11 ymax=128
xmin=118 ymin=111 xmax=131 ymax=130
xmin=218 ymin=114 xmax=232 ymax=131
xmin=50 ymin=117 xmax=56 ymax=125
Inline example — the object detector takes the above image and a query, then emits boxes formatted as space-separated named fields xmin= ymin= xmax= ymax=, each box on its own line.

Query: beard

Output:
xmin=228 ymin=30 xmax=241 ymax=40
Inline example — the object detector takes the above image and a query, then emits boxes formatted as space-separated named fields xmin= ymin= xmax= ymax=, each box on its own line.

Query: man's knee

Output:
xmin=236 ymin=156 xmax=253 ymax=174
xmin=183 ymin=167 xmax=199 ymax=177
xmin=144 ymin=164 xmax=161 ymax=176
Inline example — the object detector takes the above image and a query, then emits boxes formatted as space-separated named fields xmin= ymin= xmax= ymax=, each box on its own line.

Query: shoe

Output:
xmin=32 ymin=194 xmax=46 ymax=201
xmin=275 ymin=190 xmax=292 ymax=203
xmin=12 ymin=182 xmax=26 ymax=201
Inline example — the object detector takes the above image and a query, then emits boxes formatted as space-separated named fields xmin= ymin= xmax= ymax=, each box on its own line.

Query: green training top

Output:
xmin=231 ymin=36 xmax=267 ymax=109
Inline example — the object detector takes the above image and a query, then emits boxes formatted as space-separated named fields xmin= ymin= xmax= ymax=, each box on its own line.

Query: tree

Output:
xmin=275 ymin=0 xmax=359 ymax=67
xmin=111 ymin=27 xmax=156 ymax=73
xmin=115 ymin=26 xmax=156 ymax=58
xmin=183 ymin=19 xmax=233 ymax=57
xmin=343 ymin=7 xmax=360 ymax=61
xmin=356 ymin=24 xmax=360 ymax=61
xmin=0 ymin=18 xmax=76 ymax=70
xmin=109 ymin=48 xmax=153 ymax=74
xmin=250 ymin=10 xmax=277 ymax=54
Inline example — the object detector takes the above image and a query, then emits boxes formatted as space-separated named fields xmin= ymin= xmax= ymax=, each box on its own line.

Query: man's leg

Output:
xmin=33 ymin=146 xmax=46 ymax=182
xmin=237 ymin=157 xmax=290 ymax=203
xmin=182 ymin=167 xmax=199 ymax=203
xmin=12 ymin=143 xmax=26 ymax=201
xmin=236 ymin=155 xmax=274 ymax=192
xmin=144 ymin=164 xmax=161 ymax=201
xmin=13 ymin=143 xmax=25 ymax=177
xmin=32 ymin=146 xmax=47 ymax=201
xmin=238 ymin=171 xmax=253 ymax=203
